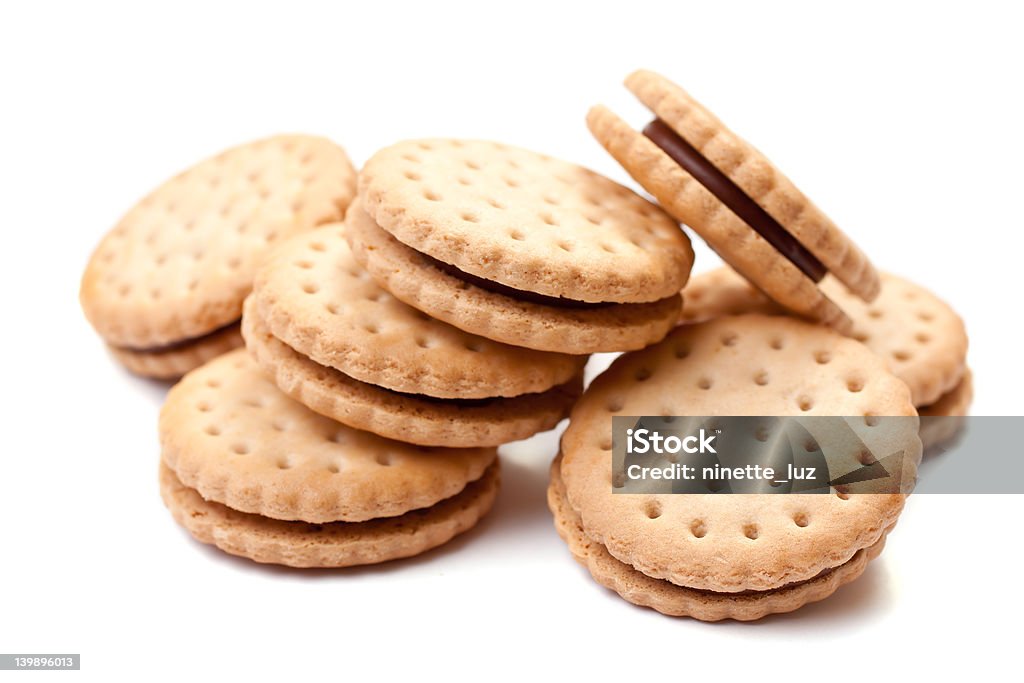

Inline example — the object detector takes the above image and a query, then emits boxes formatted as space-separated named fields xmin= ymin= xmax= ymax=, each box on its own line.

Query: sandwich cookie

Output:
xmin=160 ymin=350 xmax=499 ymax=567
xmin=554 ymin=315 xmax=921 ymax=620
xmin=682 ymin=267 xmax=970 ymax=448
xmin=350 ymin=139 xmax=694 ymax=353
xmin=588 ymin=69 xmax=881 ymax=334
xmin=81 ymin=135 xmax=357 ymax=378
xmin=246 ymin=223 xmax=586 ymax=447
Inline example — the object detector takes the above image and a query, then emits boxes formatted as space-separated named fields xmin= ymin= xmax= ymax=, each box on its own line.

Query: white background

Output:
xmin=2 ymin=1 xmax=1021 ymax=680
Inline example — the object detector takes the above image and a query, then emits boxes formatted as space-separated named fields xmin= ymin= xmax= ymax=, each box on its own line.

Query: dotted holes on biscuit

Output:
xmin=793 ymin=513 xmax=810 ymax=528
xmin=743 ymin=524 xmax=760 ymax=540
xmin=690 ymin=520 xmax=707 ymax=539
xmin=644 ymin=500 xmax=662 ymax=520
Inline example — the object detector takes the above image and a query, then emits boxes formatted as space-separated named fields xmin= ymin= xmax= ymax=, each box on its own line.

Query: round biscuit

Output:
xmin=683 ymin=268 xmax=969 ymax=406
xmin=251 ymin=223 xmax=586 ymax=399
xmin=161 ymin=459 xmax=499 ymax=568
xmin=345 ymin=201 xmax=682 ymax=354
xmin=159 ymin=349 xmax=497 ymax=523
xmin=587 ymin=104 xmax=852 ymax=333
xmin=81 ymin=134 xmax=357 ymax=348
xmin=624 ymin=69 xmax=880 ymax=301
xmin=358 ymin=138 xmax=694 ymax=303
xmin=242 ymin=298 xmax=582 ymax=447
xmin=548 ymin=454 xmax=889 ymax=621
xmin=561 ymin=315 xmax=919 ymax=593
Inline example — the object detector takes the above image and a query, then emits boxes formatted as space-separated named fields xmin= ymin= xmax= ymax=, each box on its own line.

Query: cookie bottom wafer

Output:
xmin=109 ymin=323 xmax=244 ymax=379
xmin=161 ymin=460 xmax=500 ymax=568
xmin=548 ymin=456 xmax=887 ymax=621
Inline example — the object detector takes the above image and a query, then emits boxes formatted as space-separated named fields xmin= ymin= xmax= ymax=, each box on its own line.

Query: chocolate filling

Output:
xmin=642 ymin=118 xmax=826 ymax=282
xmin=119 ymin=319 xmax=241 ymax=353
xmin=419 ymin=251 xmax=610 ymax=309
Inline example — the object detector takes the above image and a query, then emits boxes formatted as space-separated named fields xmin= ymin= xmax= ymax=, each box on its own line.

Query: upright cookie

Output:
xmin=682 ymin=267 xmax=970 ymax=409
xmin=588 ymin=70 xmax=881 ymax=333
xmin=352 ymin=139 xmax=694 ymax=353
xmin=555 ymin=315 xmax=921 ymax=620
xmin=159 ymin=350 xmax=499 ymax=567
xmin=246 ymin=224 xmax=586 ymax=445
xmin=81 ymin=134 xmax=357 ymax=378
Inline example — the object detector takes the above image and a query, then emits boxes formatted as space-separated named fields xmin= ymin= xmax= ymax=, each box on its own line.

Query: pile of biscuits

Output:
xmin=80 ymin=69 xmax=970 ymax=619
xmin=81 ymin=130 xmax=694 ymax=569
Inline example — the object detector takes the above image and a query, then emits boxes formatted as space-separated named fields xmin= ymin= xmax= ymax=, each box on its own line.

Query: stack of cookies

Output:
xmin=81 ymin=69 xmax=970 ymax=615
xmin=210 ymin=139 xmax=695 ymax=566
xmin=240 ymin=139 xmax=695 ymax=449
xmin=80 ymin=134 xmax=696 ymax=568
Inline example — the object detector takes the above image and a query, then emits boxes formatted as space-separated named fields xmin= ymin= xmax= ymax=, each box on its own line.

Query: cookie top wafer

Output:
xmin=251 ymin=223 xmax=586 ymax=399
xmin=625 ymin=69 xmax=879 ymax=301
xmin=81 ymin=135 xmax=357 ymax=348
xmin=358 ymin=139 xmax=694 ymax=303
xmin=159 ymin=350 xmax=496 ymax=523
xmin=561 ymin=315 xmax=919 ymax=593
xmin=683 ymin=268 xmax=969 ymax=406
